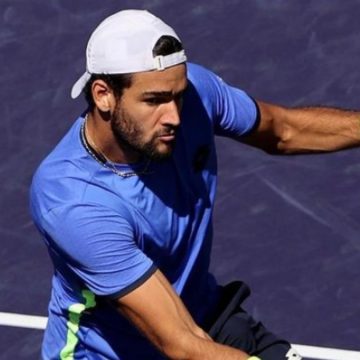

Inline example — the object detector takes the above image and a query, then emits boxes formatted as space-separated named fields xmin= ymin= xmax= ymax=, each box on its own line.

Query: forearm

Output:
xmin=248 ymin=101 xmax=360 ymax=154
xmin=127 ymin=310 xmax=250 ymax=360
xmin=175 ymin=332 xmax=250 ymax=360
xmin=278 ymin=106 xmax=360 ymax=153
xmin=155 ymin=274 xmax=250 ymax=359
xmin=117 ymin=270 xmax=250 ymax=360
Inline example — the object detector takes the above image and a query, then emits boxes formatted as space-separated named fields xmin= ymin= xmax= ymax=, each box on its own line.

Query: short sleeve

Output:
xmin=42 ymin=203 xmax=155 ymax=298
xmin=186 ymin=63 xmax=259 ymax=137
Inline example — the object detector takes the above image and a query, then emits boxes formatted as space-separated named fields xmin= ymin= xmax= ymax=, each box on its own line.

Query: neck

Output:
xmin=85 ymin=112 xmax=140 ymax=164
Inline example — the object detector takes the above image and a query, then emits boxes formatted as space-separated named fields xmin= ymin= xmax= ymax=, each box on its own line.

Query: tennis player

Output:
xmin=30 ymin=9 xmax=360 ymax=360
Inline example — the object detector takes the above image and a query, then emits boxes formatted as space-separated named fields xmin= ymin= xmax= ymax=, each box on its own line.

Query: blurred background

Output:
xmin=1 ymin=0 xmax=360 ymax=358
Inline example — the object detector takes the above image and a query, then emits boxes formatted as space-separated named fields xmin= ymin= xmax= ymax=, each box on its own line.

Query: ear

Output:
xmin=91 ymin=80 xmax=116 ymax=113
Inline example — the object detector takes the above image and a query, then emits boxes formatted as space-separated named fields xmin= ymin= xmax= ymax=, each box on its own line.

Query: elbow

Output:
xmin=276 ymin=124 xmax=322 ymax=154
xmin=261 ymin=104 xmax=298 ymax=154
xmin=160 ymin=334 xmax=192 ymax=360
xmin=160 ymin=327 xmax=210 ymax=360
xmin=276 ymin=126 xmax=296 ymax=153
xmin=272 ymin=121 xmax=300 ymax=154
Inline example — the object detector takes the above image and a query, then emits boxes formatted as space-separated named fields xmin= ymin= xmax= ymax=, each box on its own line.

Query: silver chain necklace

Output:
xmin=80 ymin=116 xmax=153 ymax=178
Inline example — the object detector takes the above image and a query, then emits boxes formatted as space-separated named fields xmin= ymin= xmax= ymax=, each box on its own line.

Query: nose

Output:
xmin=161 ymin=99 xmax=181 ymax=127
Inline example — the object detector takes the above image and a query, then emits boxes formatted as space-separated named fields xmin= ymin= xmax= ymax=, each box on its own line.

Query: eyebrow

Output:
xmin=142 ymin=91 xmax=174 ymax=97
xmin=141 ymin=87 xmax=187 ymax=97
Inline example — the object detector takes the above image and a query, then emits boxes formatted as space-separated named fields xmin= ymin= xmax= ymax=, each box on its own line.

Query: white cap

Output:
xmin=71 ymin=9 xmax=187 ymax=99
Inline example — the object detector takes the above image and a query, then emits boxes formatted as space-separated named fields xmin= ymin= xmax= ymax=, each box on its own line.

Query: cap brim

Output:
xmin=71 ymin=72 xmax=91 ymax=99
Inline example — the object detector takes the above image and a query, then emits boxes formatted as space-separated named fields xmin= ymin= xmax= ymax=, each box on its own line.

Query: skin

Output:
xmin=87 ymin=64 xmax=360 ymax=162
xmin=86 ymin=64 xmax=252 ymax=359
xmin=85 ymin=62 xmax=360 ymax=359
xmin=245 ymin=102 xmax=360 ymax=153
xmin=86 ymin=64 xmax=188 ymax=164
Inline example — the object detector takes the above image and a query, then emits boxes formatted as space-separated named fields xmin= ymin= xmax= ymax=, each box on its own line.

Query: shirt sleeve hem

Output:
xmin=246 ymin=96 xmax=261 ymax=134
xmin=107 ymin=264 xmax=158 ymax=300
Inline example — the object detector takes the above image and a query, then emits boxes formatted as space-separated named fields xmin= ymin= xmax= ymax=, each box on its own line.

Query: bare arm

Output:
xmin=112 ymin=269 xmax=250 ymax=360
xmin=242 ymin=101 xmax=360 ymax=154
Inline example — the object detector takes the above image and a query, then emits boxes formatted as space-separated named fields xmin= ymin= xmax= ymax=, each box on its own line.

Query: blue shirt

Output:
xmin=30 ymin=63 xmax=258 ymax=359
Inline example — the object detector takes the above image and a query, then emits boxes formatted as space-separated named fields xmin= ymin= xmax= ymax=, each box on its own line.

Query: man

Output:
xmin=30 ymin=9 xmax=360 ymax=360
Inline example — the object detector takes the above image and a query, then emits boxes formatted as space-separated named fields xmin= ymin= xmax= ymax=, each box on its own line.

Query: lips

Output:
xmin=158 ymin=128 xmax=177 ymax=141
xmin=159 ymin=134 xmax=176 ymax=142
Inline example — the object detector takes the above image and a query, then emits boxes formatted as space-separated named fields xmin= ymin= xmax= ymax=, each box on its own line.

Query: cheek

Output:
xmin=135 ymin=106 xmax=163 ymax=132
xmin=120 ymin=98 xmax=162 ymax=136
xmin=132 ymin=111 xmax=160 ymax=142
xmin=130 ymin=100 xmax=157 ymax=120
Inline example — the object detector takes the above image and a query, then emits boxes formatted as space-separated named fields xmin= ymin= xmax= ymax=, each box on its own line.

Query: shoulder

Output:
xmin=185 ymin=63 xmax=259 ymax=137
xmin=185 ymin=62 xmax=249 ymax=109
xmin=183 ymin=63 xmax=227 ymax=119
xmin=186 ymin=62 xmax=225 ymax=92
xmin=30 ymin=116 xmax=104 ymax=217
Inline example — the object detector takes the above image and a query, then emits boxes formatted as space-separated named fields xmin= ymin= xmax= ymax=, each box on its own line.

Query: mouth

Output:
xmin=158 ymin=129 xmax=177 ymax=142
xmin=159 ymin=134 xmax=176 ymax=142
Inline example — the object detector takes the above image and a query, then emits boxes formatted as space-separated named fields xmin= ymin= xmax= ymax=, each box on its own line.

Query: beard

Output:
xmin=110 ymin=102 xmax=177 ymax=161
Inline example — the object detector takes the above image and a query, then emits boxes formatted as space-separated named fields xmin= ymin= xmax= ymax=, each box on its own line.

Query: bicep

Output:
xmin=240 ymin=100 xmax=289 ymax=153
xmin=112 ymin=271 xmax=250 ymax=359
xmin=113 ymin=269 xmax=210 ymax=357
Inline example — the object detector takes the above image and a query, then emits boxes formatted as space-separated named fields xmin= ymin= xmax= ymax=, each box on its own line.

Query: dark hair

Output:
xmin=152 ymin=34 xmax=183 ymax=56
xmin=84 ymin=35 xmax=184 ymax=110
xmin=84 ymin=73 xmax=132 ymax=111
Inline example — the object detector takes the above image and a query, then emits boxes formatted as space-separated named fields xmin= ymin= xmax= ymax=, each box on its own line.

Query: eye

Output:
xmin=145 ymin=97 xmax=166 ymax=105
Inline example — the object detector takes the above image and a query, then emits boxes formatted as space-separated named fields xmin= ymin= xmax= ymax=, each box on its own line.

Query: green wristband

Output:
xmin=248 ymin=357 xmax=261 ymax=360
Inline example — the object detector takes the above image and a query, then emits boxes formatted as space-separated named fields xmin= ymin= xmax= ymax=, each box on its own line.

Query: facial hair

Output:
xmin=110 ymin=101 xmax=176 ymax=161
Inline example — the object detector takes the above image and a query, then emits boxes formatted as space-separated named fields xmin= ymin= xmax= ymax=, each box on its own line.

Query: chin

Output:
xmin=151 ymin=150 xmax=173 ymax=161
xmin=141 ymin=138 xmax=176 ymax=161
xmin=150 ymin=144 xmax=174 ymax=161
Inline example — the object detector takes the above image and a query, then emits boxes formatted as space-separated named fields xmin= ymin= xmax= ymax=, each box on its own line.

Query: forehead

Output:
xmin=129 ymin=64 xmax=187 ymax=94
